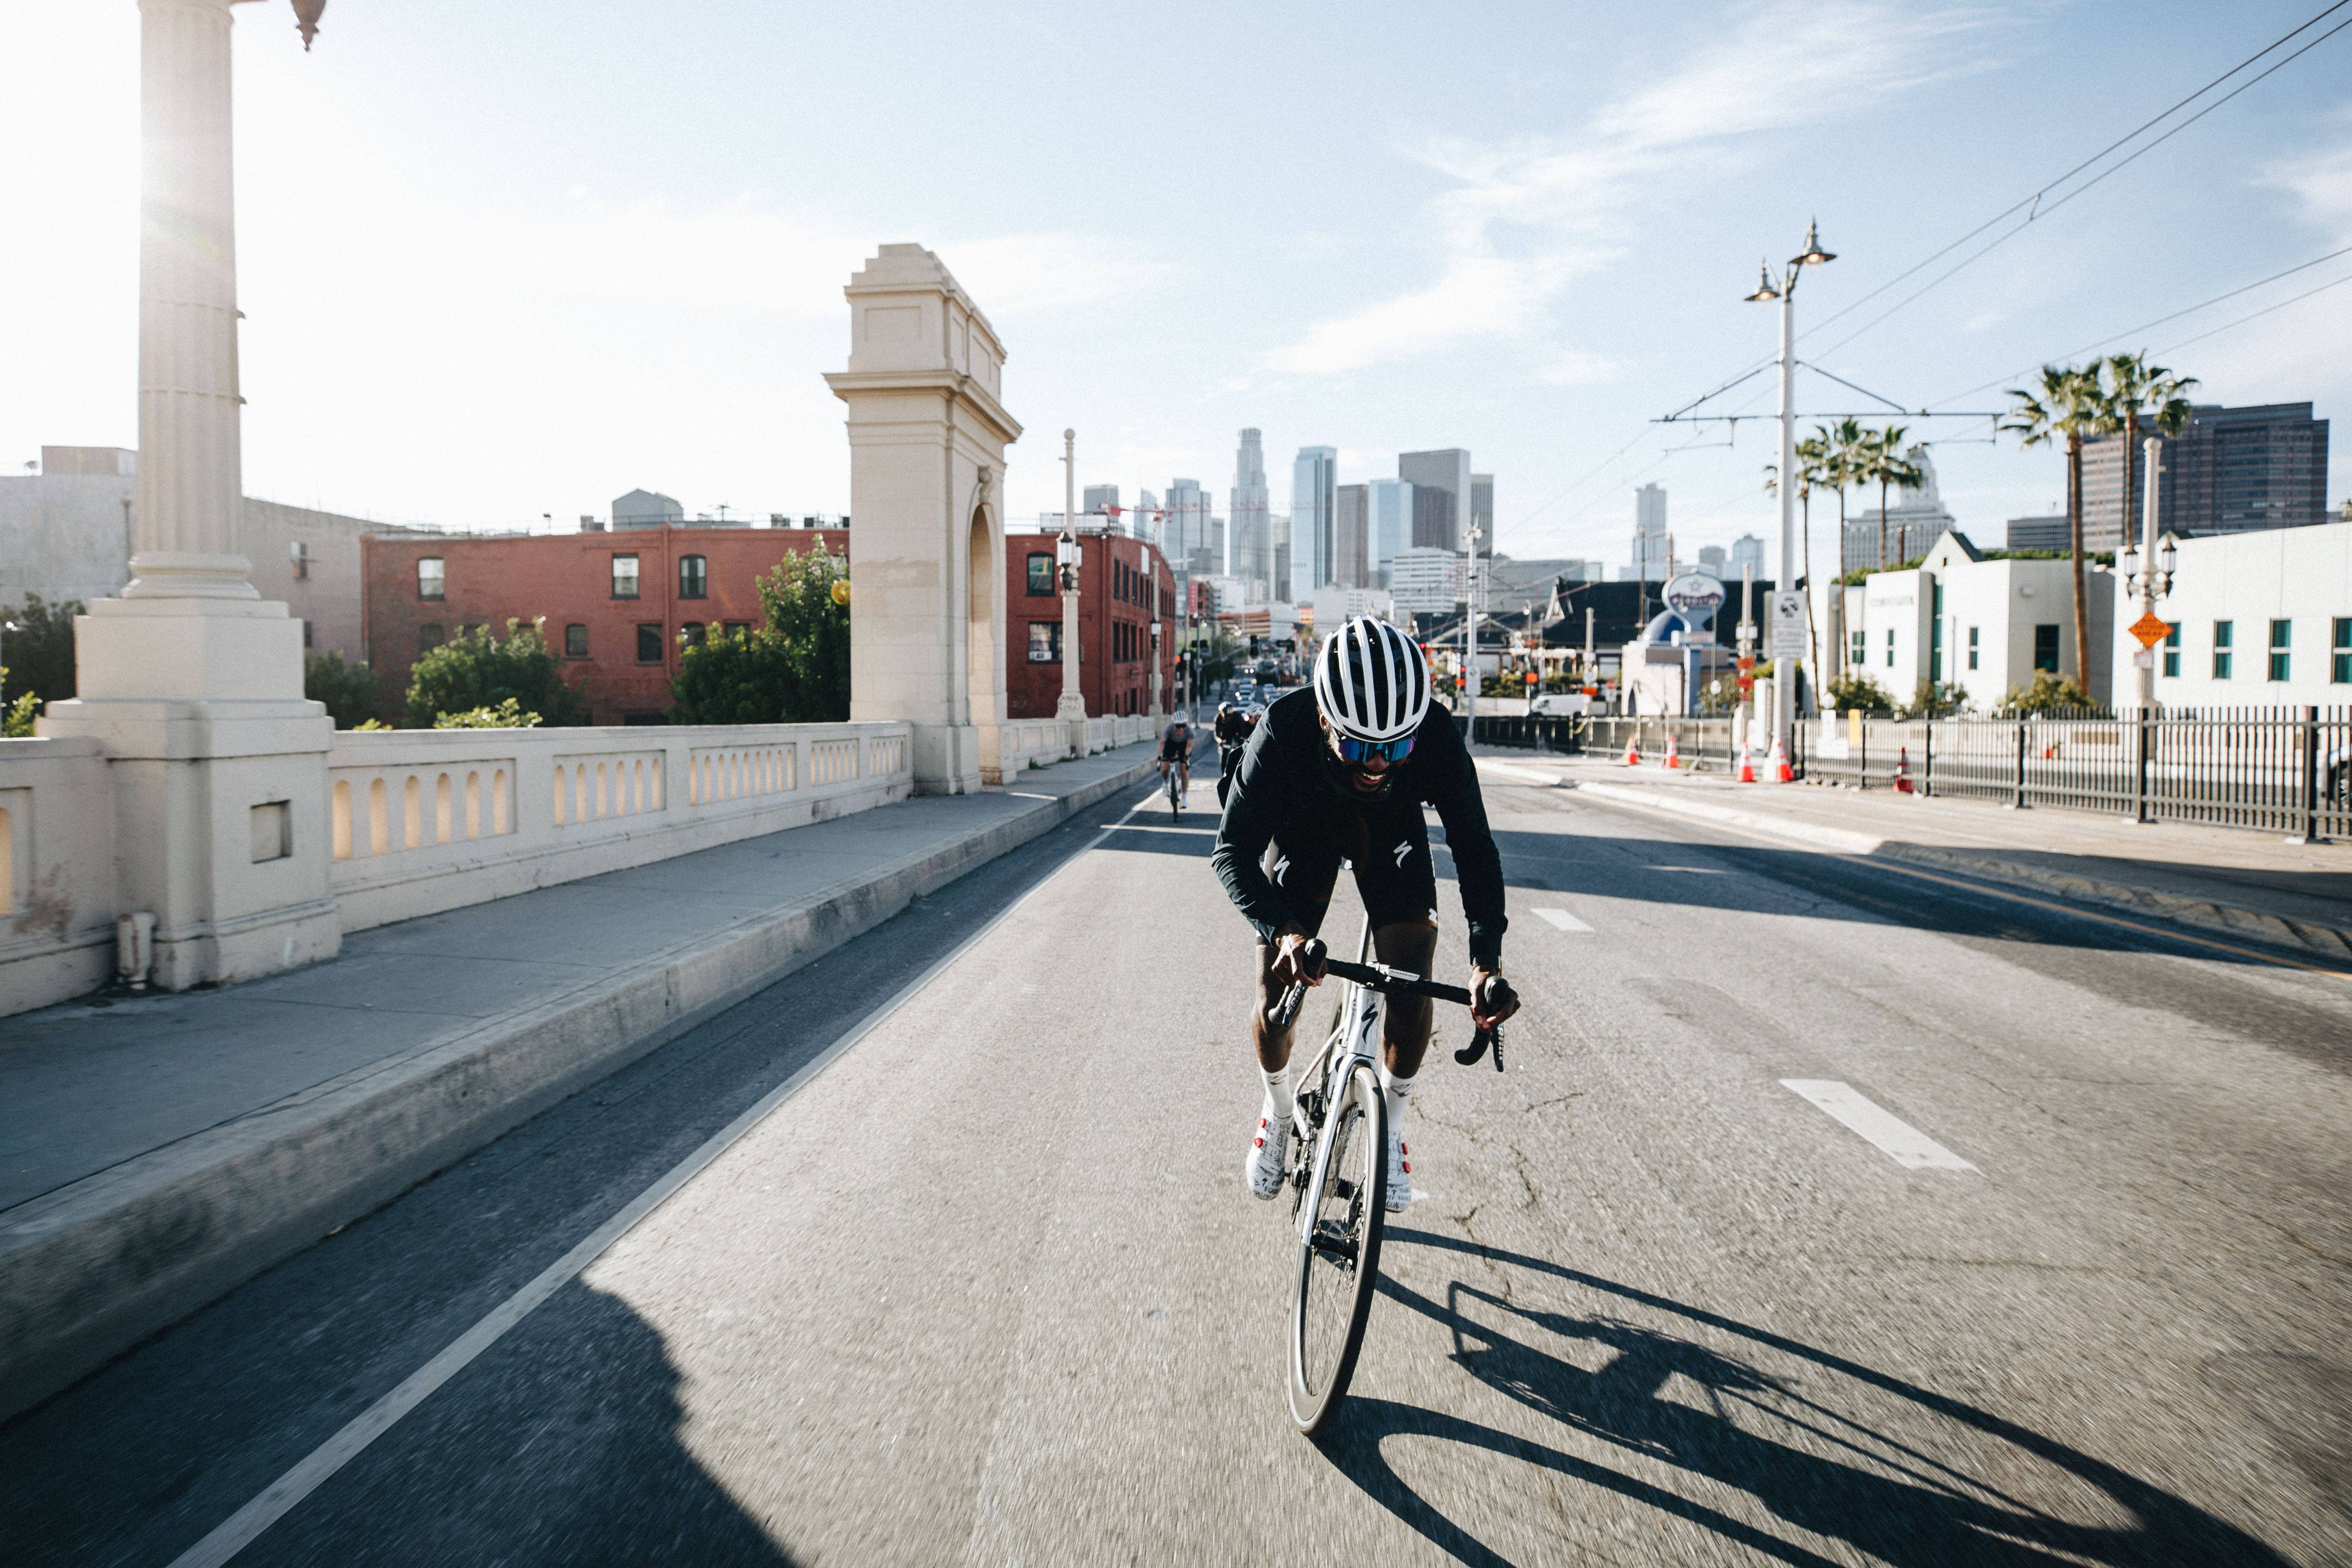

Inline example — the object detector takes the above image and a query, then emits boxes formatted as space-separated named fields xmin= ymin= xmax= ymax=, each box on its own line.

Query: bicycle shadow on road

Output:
xmin=1304 ymin=1228 xmax=2291 ymax=1568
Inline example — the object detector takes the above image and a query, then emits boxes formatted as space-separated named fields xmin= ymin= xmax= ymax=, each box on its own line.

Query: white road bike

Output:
xmin=1270 ymin=915 xmax=1504 ymax=1434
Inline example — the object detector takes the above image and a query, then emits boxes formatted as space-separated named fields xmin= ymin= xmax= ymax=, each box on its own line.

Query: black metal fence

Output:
xmin=1466 ymin=706 xmax=2352 ymax=841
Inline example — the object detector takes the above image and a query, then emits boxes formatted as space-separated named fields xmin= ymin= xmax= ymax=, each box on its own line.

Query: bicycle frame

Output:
xmin=1286 ymin=916 xmax=1381 ymax=1225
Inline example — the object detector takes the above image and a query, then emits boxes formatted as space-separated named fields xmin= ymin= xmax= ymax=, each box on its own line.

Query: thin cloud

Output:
xmin=1263 ymin=1 xmax=1999 ymax=382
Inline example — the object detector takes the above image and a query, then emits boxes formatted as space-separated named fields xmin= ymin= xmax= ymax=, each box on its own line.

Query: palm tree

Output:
xmin=1852 ymin=425 xmax=1925 ymax=571
xmin=2001 ymin=365 xmax=2107 ymax=685
xmin=2104 ymin=352 xmax=2199 ymax=546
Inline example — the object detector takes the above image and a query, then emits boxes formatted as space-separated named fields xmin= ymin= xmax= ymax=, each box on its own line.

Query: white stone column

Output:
xmin=825 ymin=245 xmax=1022 ymax=794
xmin=38 ymin=0 xmax=340 ymax=990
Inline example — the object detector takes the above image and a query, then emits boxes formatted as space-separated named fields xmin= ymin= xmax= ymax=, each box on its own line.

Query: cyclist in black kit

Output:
xmin=1212 ymin=700 xmax=1258 ymax=806
xmin=1210 ymin=617 xmax=1518 ymax=1211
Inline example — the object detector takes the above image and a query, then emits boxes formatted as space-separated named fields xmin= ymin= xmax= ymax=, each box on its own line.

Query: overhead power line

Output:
xmin=2149 ymin=268 xmax=2352 ymax=355
xmin=1657 ymin=0 xmax=2352 ymax=423
xmin=1932 ymin=241 xmax=2352 ymax=406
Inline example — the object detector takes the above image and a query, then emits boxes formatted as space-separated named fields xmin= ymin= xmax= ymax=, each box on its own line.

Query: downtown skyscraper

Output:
xmin=1230 ymin=429 xmax=1272 ymax=599
xmin=1398 ymin=448 xmax=1471 ymax=552
xmin=1292 ymin=446 xmax=1337 ymax=599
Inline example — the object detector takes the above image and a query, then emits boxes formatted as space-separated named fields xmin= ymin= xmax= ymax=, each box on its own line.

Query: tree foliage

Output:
xmin=305 ymin=651 xmax=383 ymax=729
xmin=406 ymin=618 xmax=586 ymax=728
xmin=669 ymin=548 xmax=850 ymax=724
xmin=0 ymin=593 xmax=82 ymax=712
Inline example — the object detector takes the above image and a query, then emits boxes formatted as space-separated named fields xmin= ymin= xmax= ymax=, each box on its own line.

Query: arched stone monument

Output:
xmin=825 ymin=245 xmax=1023 ymax=794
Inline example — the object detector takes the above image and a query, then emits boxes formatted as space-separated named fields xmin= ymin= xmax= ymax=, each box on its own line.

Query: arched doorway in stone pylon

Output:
xmin=966 ymin=500 xmax=998 ymax=733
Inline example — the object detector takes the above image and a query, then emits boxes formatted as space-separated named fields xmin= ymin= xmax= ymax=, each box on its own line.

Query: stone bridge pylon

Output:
xmin=826 ymin=246 xmax=1024 ymax=794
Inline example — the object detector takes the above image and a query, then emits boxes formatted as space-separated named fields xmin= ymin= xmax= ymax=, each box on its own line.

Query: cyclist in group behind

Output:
xmin=1208 ymin=617 xmax=1519 ymax=1213
xmin=1212 ymin=699 xmax=1258 ymax=807
xmin=1158 ymin=714 xmax=1194 ymax=796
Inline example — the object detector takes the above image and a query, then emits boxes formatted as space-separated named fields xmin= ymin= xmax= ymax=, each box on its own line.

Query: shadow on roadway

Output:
xmin=233 ymin=1282 xmax=799 ymax=1567
xmin=1307 ymin=1228 xmax=2289 ymax=1568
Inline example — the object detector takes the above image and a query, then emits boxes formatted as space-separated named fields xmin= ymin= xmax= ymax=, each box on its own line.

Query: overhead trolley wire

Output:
xmin=1931 ymin=241 xmax=2352 ymax=406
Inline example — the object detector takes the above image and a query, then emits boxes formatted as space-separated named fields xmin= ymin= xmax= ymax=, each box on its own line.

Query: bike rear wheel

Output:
xmin=1287 ymin=1061 xmax=1387 ymax=1433
xmin=1168 ymin=765 xmax=1182 ymax=819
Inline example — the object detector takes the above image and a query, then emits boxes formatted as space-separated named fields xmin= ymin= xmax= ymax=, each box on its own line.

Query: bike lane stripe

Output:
xmin=1779 ymin=1080 xmax=1977 ymax=1172
xmin=164 ymin=783 xmax=1166 ymax=1568
xmin=1530 ymin=906 xmax=1593 ymax=932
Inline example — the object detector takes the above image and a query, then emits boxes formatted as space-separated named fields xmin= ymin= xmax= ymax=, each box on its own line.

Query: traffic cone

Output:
xmin=1736 ymin=744 xmax=1756 ymax=783
xmin=1622 ymin=734 xmax=1640 ymax=766
xmin=1767 ymin=734 xmax=1793 ymax=782
xmin=1662 ymin=733 xmax=1681 ymax=770
xmin=1894 ymin=746 xmax=1914 ymax=793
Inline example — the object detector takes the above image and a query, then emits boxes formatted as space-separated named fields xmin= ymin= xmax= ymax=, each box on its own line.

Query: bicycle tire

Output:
xmin=1287 ymin=1061 xmax=1386 ymax=1433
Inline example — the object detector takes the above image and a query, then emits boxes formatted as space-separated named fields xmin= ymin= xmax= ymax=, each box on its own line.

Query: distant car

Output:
xmin=1528 ymin=692 xmax=1590 ymax=718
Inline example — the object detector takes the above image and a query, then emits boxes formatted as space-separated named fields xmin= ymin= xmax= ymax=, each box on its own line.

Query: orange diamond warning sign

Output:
xmin=2129 ymin=611 xmax=2173 ymax=649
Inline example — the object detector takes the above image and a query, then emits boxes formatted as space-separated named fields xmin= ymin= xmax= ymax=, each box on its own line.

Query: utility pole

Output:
xmin=2120 ymin=436 xmax=2174 ymax=712
xmin=1462 ymin=523 xmax=1482 ymax=723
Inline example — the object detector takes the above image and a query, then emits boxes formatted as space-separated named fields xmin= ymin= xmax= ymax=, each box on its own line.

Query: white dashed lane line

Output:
xmin=1780 ymin=1080 xmax=1978 ymax=1172
xmin=1530 ymin=907 xmax=1593 ymax=933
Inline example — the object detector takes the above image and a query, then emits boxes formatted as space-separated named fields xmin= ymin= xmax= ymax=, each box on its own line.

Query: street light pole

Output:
xmin=2118 ymin=436 xmax=2174 ymax=713
xmin=1055 ymin=428 xmax=1086 ymax=730
xmin=1745 ymin=220 xmax=1834 ymax=771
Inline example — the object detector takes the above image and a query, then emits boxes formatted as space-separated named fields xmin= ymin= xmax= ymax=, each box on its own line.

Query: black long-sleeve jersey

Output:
xmin=1209 ymin=689 xmax=1507 ymax=968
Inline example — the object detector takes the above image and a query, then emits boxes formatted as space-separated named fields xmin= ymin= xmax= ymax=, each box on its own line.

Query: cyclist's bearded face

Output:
xmin=1321 ymin=718 xmax=1394 ymax=793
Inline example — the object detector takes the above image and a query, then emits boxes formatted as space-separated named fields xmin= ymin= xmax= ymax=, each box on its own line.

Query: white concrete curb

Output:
xmin=0 ymin=750 xmax=1162 ymax=1423
xmin=1571 ymin=780 xmax=2352 ymax=965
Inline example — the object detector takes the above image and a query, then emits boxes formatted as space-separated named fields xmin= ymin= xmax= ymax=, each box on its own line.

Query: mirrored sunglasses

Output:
xmin=1335 ymin=733 xmax=1416 ymax=764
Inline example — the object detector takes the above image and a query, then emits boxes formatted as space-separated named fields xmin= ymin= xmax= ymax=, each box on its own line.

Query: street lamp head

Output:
xmin=2118 ymin=539 xmax=2139 ymax=582
xmin=1743 ymin=260 xmax=1781 ymax=303
xmin=292 ymin=0 xmax=326 ymax=51
xmin=1791 ymin=218 xmax=1834 ymax=268
xmin=2157 ymin=533 xmax=2177 ymax=577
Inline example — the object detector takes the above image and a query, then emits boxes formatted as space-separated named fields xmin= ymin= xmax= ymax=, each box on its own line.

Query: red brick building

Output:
xmin=1003 ymin=529 xmax=1177 ymax=720
xmin=361 ymin=526 xmax=849 ymax=725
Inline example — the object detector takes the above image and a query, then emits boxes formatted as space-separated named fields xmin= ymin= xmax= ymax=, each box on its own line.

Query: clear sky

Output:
xmin=4 ymin=1 xmax=2348 ymax=581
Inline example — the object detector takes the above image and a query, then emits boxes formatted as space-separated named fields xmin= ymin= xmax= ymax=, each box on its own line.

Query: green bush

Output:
xmin=670 ymin=548 xmax=849 ymax=724
xmin=433 ymin=697 xmax=542 ymax=729
xmin=406 ymin=618 xmax=586 ymax=729
xmin=1828 ymin=672 xmax=1894 ymax=713
xmin=0 ymin=684 xmax=37 ymax=738
xmin=2001 ymin=671 xmax=2101 ymax=716
xmin=305 ymin=651 xmax=383 ymax=728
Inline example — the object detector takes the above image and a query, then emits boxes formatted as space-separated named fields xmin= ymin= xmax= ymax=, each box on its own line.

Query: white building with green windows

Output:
xmin=2110 ymin=518 xmax=2352 ymax=709
xmin=1818 ymin=531 xmax=2116 ymax=710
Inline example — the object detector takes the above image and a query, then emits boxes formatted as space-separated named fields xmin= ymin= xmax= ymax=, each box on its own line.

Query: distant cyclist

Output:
xmin=1209 ymin=617 xmax=1518 ymax=1212
xmin=1158 ymin=715 xmax=1194 ymax=797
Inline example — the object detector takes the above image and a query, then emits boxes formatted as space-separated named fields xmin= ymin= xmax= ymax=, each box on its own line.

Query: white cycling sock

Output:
xmin=1379 ymin=1066 xmax=1416 ymax=1127
xmin=1260 ymin=1064 xmax=1292 ymax=1122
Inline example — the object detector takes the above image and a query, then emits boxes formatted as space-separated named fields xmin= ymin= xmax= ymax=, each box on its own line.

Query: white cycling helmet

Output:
xmin=1313 ymin=616 xmax=1431 ymax=743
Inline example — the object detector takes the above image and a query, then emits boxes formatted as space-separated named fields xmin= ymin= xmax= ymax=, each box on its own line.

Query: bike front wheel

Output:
xmin=1288 ymin=1061 xmax=1387 ymax=1434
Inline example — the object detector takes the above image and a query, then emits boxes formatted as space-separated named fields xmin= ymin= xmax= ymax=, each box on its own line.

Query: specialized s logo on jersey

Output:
xmin=1271 ymin=855 xmax=1290 ymax=885
xmin=1393 ymin=842 xmax=1412 ymax=868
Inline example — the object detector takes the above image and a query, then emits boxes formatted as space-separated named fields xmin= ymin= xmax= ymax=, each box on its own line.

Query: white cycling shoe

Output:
xmin=1385 ymin=1123 xmax=1413 ymax=1213
xmin=1245 ymin=1104 xmax=1289 ymax=1200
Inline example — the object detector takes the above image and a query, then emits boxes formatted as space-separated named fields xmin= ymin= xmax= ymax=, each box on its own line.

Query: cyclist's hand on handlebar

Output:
xmin=1470 ymin=968 xmax=1519 ymax=1031
xmin=1271 ymin=931 xmax=1326 ymax=991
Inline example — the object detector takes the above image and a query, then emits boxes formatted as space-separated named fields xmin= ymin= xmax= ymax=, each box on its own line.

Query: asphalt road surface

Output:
xmin=5 ymin=763 xmax=2349 ymax=1566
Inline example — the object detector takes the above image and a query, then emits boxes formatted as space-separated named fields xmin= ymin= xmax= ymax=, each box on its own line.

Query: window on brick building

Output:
xmin=682 ymin=622 xmax=706 ymax=647
xmin=612 ymin=554 xmax=641 ymax=600
xmin=724 ymin=621 xmax=750 ymax=639
xmin=1028 ymin=622 xmax=1062 ymax=662
xmin=636 ymin=623 xmax=663 ymax=663
xmin=417 ymin=557 xmax=445 ymax=600
xmin=565 ymin=623 xmax=588 ymax=658
xmin=679 ymin=555 xmax=708 ymax=599
xmin=418 ymin=623 xmax=445 ymax=654
xmin=1027 ymin=553 xmax=1054 ymax=596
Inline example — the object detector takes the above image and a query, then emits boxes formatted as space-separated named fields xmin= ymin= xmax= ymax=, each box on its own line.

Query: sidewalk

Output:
xmin=1471 ymin=750 xmax=2352 ymax=963
xmin=0 ymin=742 xmax=1163 ymax=1421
